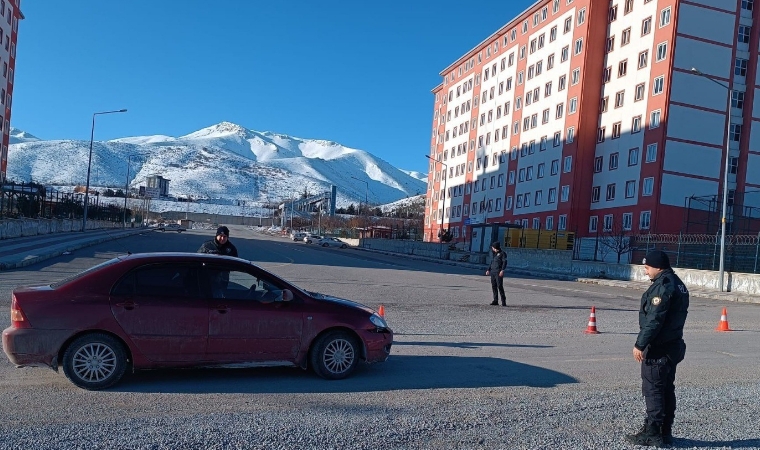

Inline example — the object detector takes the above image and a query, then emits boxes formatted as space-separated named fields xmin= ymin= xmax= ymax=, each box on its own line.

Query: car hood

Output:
xmin=307 ymin=291 xmax=374 ymax=314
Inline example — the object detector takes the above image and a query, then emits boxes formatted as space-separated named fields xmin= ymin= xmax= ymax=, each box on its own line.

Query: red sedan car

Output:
xmin=3 ymin=253 xmax=393 ymax=390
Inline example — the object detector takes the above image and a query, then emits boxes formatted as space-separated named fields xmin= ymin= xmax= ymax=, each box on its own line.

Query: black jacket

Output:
xmin=197 ymin=238 xmax=238 ymax=257
xmin=635 ymin=268 xmax=689 ymax=356
xmin=489 ymin=250 xmax=507 ymax=274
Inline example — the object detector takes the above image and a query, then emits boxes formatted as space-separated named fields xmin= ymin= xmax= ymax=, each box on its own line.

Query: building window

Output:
xmin=729 ymin=156 xmax=739 ymax=174
xmin=578 ymin=7 xmax=587 ymax=24
xmin=589 ymin=216 xmax=598 ymax=232
xmin=546 ymin=216 xmax=554 ymax=230
xmin=650 ymin=110 xmax=661 ymax=129
xmin=622 ymin=27 xmax=631 ymax=46
xmin=535 ymin=191 xmax=543 ymax=206
xmin=563 ymin=156 xmax=572 ymax=173
xmin=621 ymin=213 xmax=632 ymax=231
xmin=606 ymin=36 xmax=615 ymax=53
xmin=594 ymin=156 xmax=603 ymax=173
xmin=569 ymin=98 xmax=577 ymax=114
xmin=508 ymin=171 xmax=515 ymax=185
xmin=619 ymin=60 xmax=628 ymax=77
xmin=559 ymin=214 xmax=567 ymax=230
xmin=561 ymin=186 xmax=570 ymax=202
xmin=625 ymin=0 xmax=634 ymax=14
xmin=604 ymin=215 xmax=613 ymax=232
xmin=735 ymin=58 xmax=749 ymax=76
xmin=551 ymin=160 xmax=559 ymax=175
xmin=642 ymin=177 xmax=654 ymax=196
xmin=538 ymin=163 xmax=545 ymax=178
xmin=600 ymin=96 xmax=609 ymax=112
xmin=612 ymin=122 xmax=622 ymax=139
xmin=628 ymin=147 xmax=639 ymax=166
xmin=625 ymin=181 xmax=636 ymax=198
xmin=730 ymin=123 xmax=742 ymax=142
xmin=638 ymin=51 xmax=649 ymax=69
xmin=642 ymin=17 xmax=652 ymax=35
xmin=608 ymin=5 xmax=618 ymax=22
xmin=742 ymin=0 xmax=754 ymax=11
xmin=653 ymin=76 xmax=665 ymax=95
xmin=506 ymin=196 xmax=513 ymax=210
xmin=646 ymin=144 xmax=657 ymax=162
xmin=606 ymin=184 xmax=616 ymax=201
xmin=660 ymin=7 xmax=671 ymax=27
xmin=554 ymin=132 xmax=562 ymax=146
xmin=564 ymin=17 xmax=572 ymax=33
xmin=732 ymin=90 xmax=745 ymax=109
xmin=548 ymin=188 xmax=557 ymax=204
xmin=574 ymin=38 xmax=583 ymax=55
xmin=567 ymin=127 xmax=575 ymax=143
xmin=561 ymin=46 xmax=569 ymax=62
xmin=656 ymin=42 xmax=668 ymax=61
xmin=635 ymin=83 xmax=646 ymax=101
xmin=597 ymin=127 xmax=606 ymax=143
xmin=632 ymin=116 xmax=642 ymax=133
xmin=572 ymin=68 xmax=580 ymax=85
xmin=609 ymin=152 xmax=619 ymax=170
xmin=640 ymin=211 xmax=651 ymax=230
xmin=592 ymin=186 xmax=601 ymax=203
xmin=615 ymin=91 xmax=625 ymax=108
xmin=603 ymin=66 xmax=612 ymax=83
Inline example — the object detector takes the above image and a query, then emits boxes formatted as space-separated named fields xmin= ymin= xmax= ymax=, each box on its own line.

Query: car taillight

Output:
xmin=10 ymin=295 xmax=31 ymax=329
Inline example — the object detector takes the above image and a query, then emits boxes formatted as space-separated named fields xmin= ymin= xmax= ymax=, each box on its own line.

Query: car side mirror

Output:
xmin=282 ymin=289 xmax=294 ymax=302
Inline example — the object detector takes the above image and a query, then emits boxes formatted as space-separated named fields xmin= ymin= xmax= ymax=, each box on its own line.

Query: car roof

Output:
xmin=117 ymin=252 xmax=254 ymax=266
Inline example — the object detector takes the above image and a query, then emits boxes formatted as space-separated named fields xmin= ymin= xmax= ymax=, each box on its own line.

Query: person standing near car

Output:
xmin=626 ymin=250 xmax=688 ymax=447
xmin=198 ymin=226 xmax=238 ymax=257
xmin=485 ymin=241 xmax=507 ymax=306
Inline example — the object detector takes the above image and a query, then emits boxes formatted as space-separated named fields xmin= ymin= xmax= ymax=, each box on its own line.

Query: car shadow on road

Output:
xmin=111 ymin=355 xmax=577 ymax=394
xmin=674 ymin=438 xmax=760 ymax=448
xmin=393 ymin=341 xmax=552 ymax=349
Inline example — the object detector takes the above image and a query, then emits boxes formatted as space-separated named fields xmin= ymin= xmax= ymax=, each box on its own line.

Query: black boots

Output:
xmin=490 ymin=301 xmax=499 ymax=305
xmin=661 ymin=423 xmax=673 ymax=446
xmin=626 ymin=423 xmax=664 ymax=447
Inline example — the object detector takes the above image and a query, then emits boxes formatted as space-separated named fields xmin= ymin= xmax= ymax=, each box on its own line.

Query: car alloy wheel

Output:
xmin=62 ymin=333 xmax=128 ymax=390
xmin=310 ymin=331 xmax=359 ymax=380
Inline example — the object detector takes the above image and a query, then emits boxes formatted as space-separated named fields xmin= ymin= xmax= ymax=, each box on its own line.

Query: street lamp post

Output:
xmin=83 ymin=109 xmax=127 ymax=231
xmin=122 ymin=154 xmax=135 ymax=228
xmin=350 ymin=176 xmax=369 ymax=237
xmin=691 ymin=67 xmax=732 ymax=291
xmin=425 ymin=154 xmax=448 ymax=242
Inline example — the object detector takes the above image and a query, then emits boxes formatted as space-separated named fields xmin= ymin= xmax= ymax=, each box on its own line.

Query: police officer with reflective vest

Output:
xmin=626 ymin=250 xmax=688 ymax=447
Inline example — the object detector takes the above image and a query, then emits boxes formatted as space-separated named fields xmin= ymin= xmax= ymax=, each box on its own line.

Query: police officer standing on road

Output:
xmin=485 ymin=241 xmax=508 ymax=306
xmin=626 ymin=250 xmax=688 ymax=447
xmin=197 ymin=226 xmax=239 ymax=257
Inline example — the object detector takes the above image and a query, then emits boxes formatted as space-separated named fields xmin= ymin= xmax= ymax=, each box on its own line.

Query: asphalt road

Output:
xmin=1 ymin=225 xmax=759 ymax=449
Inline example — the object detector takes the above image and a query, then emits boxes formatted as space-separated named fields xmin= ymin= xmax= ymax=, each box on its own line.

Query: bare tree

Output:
xmin=599 ymin=217 xmax=633 ymax=263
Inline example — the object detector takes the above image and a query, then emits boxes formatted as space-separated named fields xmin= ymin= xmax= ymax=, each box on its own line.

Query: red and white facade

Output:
xmin=424 ymin=0 xmax=760 ymax=241
xmin=0 ymin=0 xmax=22 ymax=184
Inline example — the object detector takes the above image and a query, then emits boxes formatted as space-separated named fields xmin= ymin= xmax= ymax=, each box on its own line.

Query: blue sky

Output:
xmin=13 ymin=1 xmax=537 ymax=173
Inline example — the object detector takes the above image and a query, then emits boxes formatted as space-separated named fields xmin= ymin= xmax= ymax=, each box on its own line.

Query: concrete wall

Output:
xmin=359 ymin=239 xmax=760 ymax=295
xmin=0 ymin=218 xmax=122 ymax=240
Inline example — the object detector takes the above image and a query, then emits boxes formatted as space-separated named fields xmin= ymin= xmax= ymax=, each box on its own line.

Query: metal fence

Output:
xmin=575 ymin=232 xmax=760 ymax=274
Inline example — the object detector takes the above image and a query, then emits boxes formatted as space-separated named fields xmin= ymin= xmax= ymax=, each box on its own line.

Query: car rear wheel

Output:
xmin=310 ymin=331 xmax=359 ymax=380
xmin=340 ymin=244 xmax=347 ymax=249
xmin=62 ymin=333 xmax=128 ymax=390
xmin=322 ymin=243 xmax=329 ymax=247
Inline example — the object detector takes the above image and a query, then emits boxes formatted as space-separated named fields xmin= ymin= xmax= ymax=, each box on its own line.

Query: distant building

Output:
xmin=425 ymin=0 xmax=759 ymax=243
xmin=0 ymin=0 xmax=22 ymax=184
xmin=146 ymin=175 xmax=170 ymax=197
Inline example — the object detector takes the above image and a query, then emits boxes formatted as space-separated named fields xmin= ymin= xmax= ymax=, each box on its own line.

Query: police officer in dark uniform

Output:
xmin=197 ymin=226 xmax=239 ymax=257
xmin=626 ymin=250 xmax=688 ymax=447
xmin=485 ymin=241 xmax=507 ymax=306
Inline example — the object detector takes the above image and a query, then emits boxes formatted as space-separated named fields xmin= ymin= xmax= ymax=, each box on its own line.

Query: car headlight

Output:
xmin=369 ymin=314 xmax=388 ymax=329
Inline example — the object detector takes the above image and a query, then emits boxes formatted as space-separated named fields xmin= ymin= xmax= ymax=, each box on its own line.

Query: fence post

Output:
xmin=755 ymin=232 xmax=760 ymax=274
xmin=676 ymin=231 xmax=682 ymax=267
xmin=712 ymin=232 xmax=719 ymax=271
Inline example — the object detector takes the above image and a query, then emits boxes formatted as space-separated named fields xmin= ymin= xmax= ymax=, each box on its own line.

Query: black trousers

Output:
xmin=641 ymin=341 xmax=686 ymax=428
xmin=490 ymin=275 xmax=506 ymax=303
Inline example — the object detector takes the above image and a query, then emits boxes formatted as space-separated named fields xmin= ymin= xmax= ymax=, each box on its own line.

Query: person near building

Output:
xmin=197 ymin=226 xmax=239 ymax=257
xmin=485 ymin=241 xmax=507 ymax=306
xmin=626 ymin=250 xmax=689 ymax=447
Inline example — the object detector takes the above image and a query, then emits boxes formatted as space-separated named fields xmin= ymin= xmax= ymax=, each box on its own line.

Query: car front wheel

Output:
xmin=62 ymin=333 xmax=128 ymax=390
xmin=322 ymin=243 xmax=329 ymax=247
xmin=310 ymin=331 xmax=359 ymax=380
xmin=340 ymin=244 xmax=347 ymax=249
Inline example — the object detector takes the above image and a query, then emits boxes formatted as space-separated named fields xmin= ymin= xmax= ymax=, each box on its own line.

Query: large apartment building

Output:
xmin=0 ymin=0 xmax=22 ymax=184
xmin=424 ymin=0 xmax=759 ymax=243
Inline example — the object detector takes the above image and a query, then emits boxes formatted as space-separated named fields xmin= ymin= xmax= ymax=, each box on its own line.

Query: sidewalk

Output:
xmin=0 ymin=228 xmax=148 ymax=271
xmin=353 ymin=246 xmax=760 ymax=304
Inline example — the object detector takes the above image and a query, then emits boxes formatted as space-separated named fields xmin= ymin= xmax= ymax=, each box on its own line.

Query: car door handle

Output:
xmin=214 ymin=306 xmax=231 ymax=314
xmin=115 ymin=302 xmax=138 ymax=310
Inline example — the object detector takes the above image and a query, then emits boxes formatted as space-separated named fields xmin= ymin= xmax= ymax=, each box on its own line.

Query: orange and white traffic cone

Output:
xmin=584 ymin=306 xmax=600 ymax=334
xmin=378 ymin=305 xmax=385 ymax=318
xmin=716 ymin=307 xmax=732 ymax=332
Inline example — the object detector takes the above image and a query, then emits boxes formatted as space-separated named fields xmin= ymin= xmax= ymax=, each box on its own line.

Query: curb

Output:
xmin=0 ymin=229 xmax=148 ymax=271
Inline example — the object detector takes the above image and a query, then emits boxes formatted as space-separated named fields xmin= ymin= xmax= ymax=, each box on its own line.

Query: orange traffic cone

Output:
xmin=378 ymin=305 xmax=385 ymax=318
xmin=716 ymin=307 xmax=732 ymax=332
xmin=584 ymin=306 xmax=600 ymax=334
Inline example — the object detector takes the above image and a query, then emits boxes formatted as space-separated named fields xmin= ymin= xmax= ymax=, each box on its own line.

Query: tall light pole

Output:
xmin=350 ymin=176 xmax=368 ymax=213
xmin=122 ymin=154 xmax=137 ymax=228
xmin=425 ymin=154 xmax=448 ymax=242
xmin=83 ymin=109 xmax=127 ymax=231
xmin=691 ymin=68 xmax=732 ymax=291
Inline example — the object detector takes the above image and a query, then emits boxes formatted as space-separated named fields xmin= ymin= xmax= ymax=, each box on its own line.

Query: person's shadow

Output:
xmin=673 ymin=438 xmax=760 ymax=448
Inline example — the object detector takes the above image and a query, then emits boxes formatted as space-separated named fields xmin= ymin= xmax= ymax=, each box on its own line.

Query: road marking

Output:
xmin=564 ymin=357 xmax=629 ymax=362
xmin=716 ymin=351 xmax=741 ymax=357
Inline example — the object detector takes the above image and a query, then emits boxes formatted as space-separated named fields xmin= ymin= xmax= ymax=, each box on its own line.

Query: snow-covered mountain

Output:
xmin=6 ymin=122 xmax=426 ymax=208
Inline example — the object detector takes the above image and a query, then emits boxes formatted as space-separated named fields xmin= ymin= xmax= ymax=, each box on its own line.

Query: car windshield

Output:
xmin=50 ymin=257 xmax=123 ymax=288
